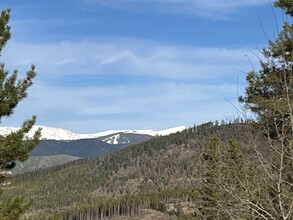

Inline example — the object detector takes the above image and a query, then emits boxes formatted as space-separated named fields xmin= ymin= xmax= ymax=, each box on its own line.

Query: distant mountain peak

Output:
xmin=0 ymin=125 xmax=188 ymax=142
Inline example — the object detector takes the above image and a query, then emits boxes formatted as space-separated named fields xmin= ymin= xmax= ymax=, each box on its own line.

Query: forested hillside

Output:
xmin=30 ymin=139 xmax=127 ymax=158
xmin=2 ymin=122 xmax=261 ymax=219
xmin=12 ymin=155 xmax=80 ymax=174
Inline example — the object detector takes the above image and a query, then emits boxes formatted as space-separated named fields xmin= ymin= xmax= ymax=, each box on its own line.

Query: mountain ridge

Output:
xmin=0 ymin=125 xmax=188 ymax=141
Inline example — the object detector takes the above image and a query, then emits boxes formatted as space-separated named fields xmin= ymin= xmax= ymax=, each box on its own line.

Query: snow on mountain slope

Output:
xmin=0 ymin=126 xmax=85 ymax=141
xmin=88 ymin=126 xmax=188 ymax=138
xmin=129 ymin=126 xmax=188 ymax=136
xmin=103 ymin=134 xmax=122 ymax=145
xmin=0 ymin=125 xmax=188 ymax=141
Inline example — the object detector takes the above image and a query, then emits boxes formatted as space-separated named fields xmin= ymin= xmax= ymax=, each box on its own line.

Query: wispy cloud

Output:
xmin=1 ymin=37 xmax=258 ymax=132
xmin=2 ymin=38 xmax=258 ymax=81
xmin=3 ymin=81 xmax=241 ymax=133
xmin=82 ymin=0 xmax=270 ymax=17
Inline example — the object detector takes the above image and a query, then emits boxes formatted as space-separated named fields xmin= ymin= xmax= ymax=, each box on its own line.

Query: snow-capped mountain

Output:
xmin=0 ymin=125 xmax=188 ymax=143
xmin=2 ymin=125 xmax=188 ymax=173
xmin=0 ymin=126 xmax=86 ymax=141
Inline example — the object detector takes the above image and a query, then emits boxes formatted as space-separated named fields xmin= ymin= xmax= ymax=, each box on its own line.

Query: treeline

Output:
xmin=34 ymin=189 xmax=192 ymax=219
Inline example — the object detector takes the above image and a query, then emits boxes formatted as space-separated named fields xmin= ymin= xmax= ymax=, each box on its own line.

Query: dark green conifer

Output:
xmin=197 ymin=136 xmax=228 ymax=220
xmin=239 ymin=0 xmax=293 ymax=138
xmin=0 ymin=8 xmax=40 ymax=220
xmin=238 ymin=1 xmax=293 ymax=219
xmin=275 ymin=0 xmax=293 ymax=15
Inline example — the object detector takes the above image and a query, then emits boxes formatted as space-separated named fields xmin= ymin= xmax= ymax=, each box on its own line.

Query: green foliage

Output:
xmin=0 ymin=197 xmax=31 ymax=220
xmin=196 ymin=136 xmax=251 ymax=219
xmin=275 ymin=0 xmax=293 ymax=15
xmin=196 ymin=135 xmax=267 ymax=219
xmin=0 ymin=8 xmax=40 ymax=220
xmin=198 ymin=136 xmax=224 ymax=219
xmin=239 ymin=0 xmax=293 ymax=138
xmin=0 ymin=10 xmax=10 ymax=55
xmin=0 ymin=118 xmax=41 ymax=172
xmin=219 ymin=1 xmax=293 ymax=219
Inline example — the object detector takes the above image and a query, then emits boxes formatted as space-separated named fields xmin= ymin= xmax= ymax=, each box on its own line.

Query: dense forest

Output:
xmin=1 ymin=121 xmax=264 ymax=219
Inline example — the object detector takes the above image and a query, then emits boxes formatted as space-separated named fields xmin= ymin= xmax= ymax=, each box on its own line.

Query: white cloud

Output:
xmin=82 ymin=0 xmax=270 ymax=17
xmin=100 ymin=51 xmax=136 ymax=65
xmin=0 ymin=37 xmax=258 ymax=132
xmin=1 ymin=81 xmax=241 ymax=133
xmin=1 ymin=38 xmax=259 ymax=81
xmin=54 ymin=58 xmax=76 ymax=66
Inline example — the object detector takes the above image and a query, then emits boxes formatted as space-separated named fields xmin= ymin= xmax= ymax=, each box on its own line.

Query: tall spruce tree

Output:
xmin=196 ymin=2 xmax=293 ymax=218
xmin=239 ymin=0 xmax=293 ymax=138
xmin=237 ymin=0 xmax=293 ymax=219
xmin=196 ymin=136 xmax=229 ymax=220
xmin=0 ymin=9 xmax=41 ymax=220
xmin=197 ymin=137 xmax=258 ymax=219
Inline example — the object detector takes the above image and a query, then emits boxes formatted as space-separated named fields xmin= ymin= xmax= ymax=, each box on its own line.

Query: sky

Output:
xmin=0 ymin=0 xmax=285 ymax=133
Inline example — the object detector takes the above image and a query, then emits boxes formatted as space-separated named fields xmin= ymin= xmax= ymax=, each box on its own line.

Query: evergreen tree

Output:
xmin=0 ymin=8 xmax=41 ymax=220
xmin=239 ymin=0 xmax=293 ymax=138
xmin=275 ymin=0 xmax=293 ymax=15
xmin=238 ymin=1 xmax=293 ymax=219
xmin=196 ymin=136 xmax=229 ymax=220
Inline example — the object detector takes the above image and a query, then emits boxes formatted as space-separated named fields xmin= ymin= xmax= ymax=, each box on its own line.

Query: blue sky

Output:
xmin=0 ymin=0 xmax=284 ymax=133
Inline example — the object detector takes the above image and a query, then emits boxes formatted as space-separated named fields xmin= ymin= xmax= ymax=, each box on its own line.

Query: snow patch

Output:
xmin=103 ymin=134 xmax=120 ymax=144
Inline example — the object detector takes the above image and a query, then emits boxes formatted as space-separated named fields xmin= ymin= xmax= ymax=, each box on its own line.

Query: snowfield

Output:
xmin=0 ymin=125 xmax=188 ymax=141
